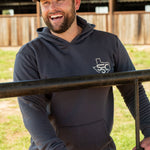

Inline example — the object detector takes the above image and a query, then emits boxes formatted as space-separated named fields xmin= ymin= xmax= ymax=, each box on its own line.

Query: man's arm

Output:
xmin=117 ymin=83 xmax=150 ymax=137
xmin=18 ymin=96 xmax=66 ymax=150
xmin=114 ymin=37 xmax=150 ymax=149
xmin=118 ymin=83 xmax=150 ymax=150
xmin=13 ymin=47 xmax=67 ymax=150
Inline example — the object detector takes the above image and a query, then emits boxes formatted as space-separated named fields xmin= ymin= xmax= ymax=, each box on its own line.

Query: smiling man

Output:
xmin=13 ymin=0 xmax=150 ymax=150
xmin=41 ymin=0 xmax=82 ymax=41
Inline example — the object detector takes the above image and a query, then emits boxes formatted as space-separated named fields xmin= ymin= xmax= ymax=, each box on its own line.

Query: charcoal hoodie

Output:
xmin=13 ymin=16 xmax=150 ymax=150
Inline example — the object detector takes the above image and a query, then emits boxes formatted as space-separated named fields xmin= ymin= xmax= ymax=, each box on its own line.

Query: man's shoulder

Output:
xmin=18 ymin=37 xmax=41 ymax=55
xmin=91 ymin=29 xmax=119 ymax=45
xmin=93 ymin=29 xmax=117 ymax=39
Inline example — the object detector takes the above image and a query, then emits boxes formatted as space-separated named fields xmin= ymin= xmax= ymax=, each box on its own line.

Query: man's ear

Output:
xmin=75 ymin=0 xmax=81 ymax=11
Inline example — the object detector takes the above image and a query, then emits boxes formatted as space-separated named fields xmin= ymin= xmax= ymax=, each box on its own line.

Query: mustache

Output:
xmin=48 ymin=11 xmax=64 ymax=15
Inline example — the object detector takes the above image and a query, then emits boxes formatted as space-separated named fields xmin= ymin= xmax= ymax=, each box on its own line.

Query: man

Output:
xmin=13 ymin=0 xmax=150 ymax=149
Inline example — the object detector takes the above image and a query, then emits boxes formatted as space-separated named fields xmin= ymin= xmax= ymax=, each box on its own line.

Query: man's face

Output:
xmin=40 ymin=0 xmax=80 ymax=33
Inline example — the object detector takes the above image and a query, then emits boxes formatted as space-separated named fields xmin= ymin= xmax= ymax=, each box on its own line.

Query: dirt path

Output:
xmin=133 ymin=45 xmax=150 ymax=51
xmin=0 ymin=99 xmax=21 ymax=123
xmin=0 ymin=99 xmax=19 ymax=115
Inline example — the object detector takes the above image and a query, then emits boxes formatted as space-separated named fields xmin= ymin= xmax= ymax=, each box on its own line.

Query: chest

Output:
xmin=37 ymin=43 xmax=115 ymax=79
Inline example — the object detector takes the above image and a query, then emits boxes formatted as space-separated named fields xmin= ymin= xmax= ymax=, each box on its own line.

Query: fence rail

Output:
xmin=0 ymin=69 xmax=150 ymax=98
xmin=0 ymin=69 xmax=149 ymax=150
xmin=0 ymin=11 xmax=150 ymax=47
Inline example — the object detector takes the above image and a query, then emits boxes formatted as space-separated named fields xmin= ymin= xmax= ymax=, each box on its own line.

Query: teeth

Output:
xmin=51 ymin=15 xmax=62 ymax=19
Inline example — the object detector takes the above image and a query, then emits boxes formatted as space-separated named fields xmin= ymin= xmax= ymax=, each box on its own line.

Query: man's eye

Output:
xmin=42 ymin=1 xmax=50 ymax=5
xmin=44 ymin=2 xmax=49 ymax=4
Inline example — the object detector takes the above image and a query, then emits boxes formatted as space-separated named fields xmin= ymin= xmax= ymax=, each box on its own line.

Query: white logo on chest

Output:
xmin=93 ymin=58 xmax=111 ymax=74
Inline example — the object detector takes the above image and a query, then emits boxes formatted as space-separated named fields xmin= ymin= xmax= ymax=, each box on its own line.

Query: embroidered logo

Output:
xmin=93 ymin=58 xmax=111 ymax=74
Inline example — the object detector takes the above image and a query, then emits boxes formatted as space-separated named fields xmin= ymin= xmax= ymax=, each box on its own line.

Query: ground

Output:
xmin=0 ymin=98 xmax=20 ymax=123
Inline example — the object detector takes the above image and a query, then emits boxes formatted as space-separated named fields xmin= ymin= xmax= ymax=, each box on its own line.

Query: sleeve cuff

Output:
xmin=142 ymin=127 xmax=150 ymax=138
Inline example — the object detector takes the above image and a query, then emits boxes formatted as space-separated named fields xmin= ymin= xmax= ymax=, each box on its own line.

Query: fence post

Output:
xmin=109 ymin=0 xmax=116 ymax=33
xmin=135 ymin=79 xmax=144 ymax=150
xmin=36 ymin=1 xmax=41 ymax=28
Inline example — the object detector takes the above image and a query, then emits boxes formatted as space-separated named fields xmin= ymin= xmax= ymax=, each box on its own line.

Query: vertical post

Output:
xmin=36 ymin=1 xmax=41 ymax=28
xmin=135 ymin=79 xmax=143 ymax=150
xmin=109 ymin=0 xmax=115 ymax=33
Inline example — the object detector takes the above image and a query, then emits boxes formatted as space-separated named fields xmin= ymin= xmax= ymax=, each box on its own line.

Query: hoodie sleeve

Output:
xmin=114 ymin=37 xmax=150 ymax=138
xmin=13 ymin=45 xmax=67 ymax=150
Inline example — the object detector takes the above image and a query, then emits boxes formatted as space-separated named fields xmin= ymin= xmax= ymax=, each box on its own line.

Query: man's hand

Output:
xmin=132 ymin=137 xmax=150 ymax=150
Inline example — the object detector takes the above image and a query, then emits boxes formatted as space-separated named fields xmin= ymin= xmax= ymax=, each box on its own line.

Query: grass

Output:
xmin=0 ymin=46 xmax=150 ymax=149
xmin=0 ymin=49 xmax=30 ymax=149
xmin=0 ymin=50 xmax=17 ymax=81
xmin=0 ymin=115 xmax=30 ymax=150
xmin=111 ymin=45 xmax=150 ymax=149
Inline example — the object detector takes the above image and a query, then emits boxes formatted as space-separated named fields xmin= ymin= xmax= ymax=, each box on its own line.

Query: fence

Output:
xmin=114 ymin=11 xmax=150 ymax=45
xmin=0 ymin=14 xmax=37 ymax=47
xmin=0 ymin=11 xmax=150 ymax=47
xmin=0 ymin=69 xmax=150 ymax=149
xmin=79 ymin=11 xmax=150 ymax=45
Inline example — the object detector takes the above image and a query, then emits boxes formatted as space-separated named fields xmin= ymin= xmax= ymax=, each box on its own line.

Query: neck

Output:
xmin=51 ymin=19 xmax=82 ymax=42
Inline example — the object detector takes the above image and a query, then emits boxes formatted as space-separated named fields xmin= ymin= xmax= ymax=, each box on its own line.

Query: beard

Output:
xmin=42 ymin=4 xmax=76 ymax=33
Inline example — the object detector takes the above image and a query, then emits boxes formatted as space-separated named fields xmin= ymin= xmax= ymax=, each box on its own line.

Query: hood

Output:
xmin=37 ymin=16 xmax=95 ymax=45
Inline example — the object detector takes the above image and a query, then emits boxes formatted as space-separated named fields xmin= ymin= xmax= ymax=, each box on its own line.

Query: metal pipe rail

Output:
xmin=1 ymin=69 xmax=150 ymax=150
xmin=0 ymin=69 xmax=150 ymax=98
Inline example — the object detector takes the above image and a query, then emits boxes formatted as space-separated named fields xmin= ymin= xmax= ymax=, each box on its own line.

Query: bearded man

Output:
xmin=14 ymin=0 xmax=150 ymax=150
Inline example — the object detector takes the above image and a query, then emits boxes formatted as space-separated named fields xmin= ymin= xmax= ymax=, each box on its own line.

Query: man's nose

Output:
xmin=49 ymin=1 xmax=58 ymax=11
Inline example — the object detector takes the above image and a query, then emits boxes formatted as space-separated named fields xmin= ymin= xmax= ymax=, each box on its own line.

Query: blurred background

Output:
xmin=0 ymin=0 xmax=150 ymax=47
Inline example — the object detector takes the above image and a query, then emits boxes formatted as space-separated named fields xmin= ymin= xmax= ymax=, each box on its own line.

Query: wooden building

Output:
xmin=1 ymin=0 xmax=150 ymax=14
xmin=0 ymin=0 xmax=36 ymax=14
xmin=0 ymin=0 xmax=150 ymax=46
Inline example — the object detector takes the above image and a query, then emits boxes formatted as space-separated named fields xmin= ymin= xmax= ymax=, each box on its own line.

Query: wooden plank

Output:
xmin=124 ymin=14 xmax=130 ymax=44
xmin=87 ymin=15 xmax=94 ymax=25
xmin=113 ymin=14 xmax=118 ymax=35
xmin=144 ymin=14 xmax=150 ymax=44
xmin=0 ymin=14 xmax=37 ymax=17
xmin=117 ymin=14 xmax=125 ymax=43
xmin=0 ymin=18 xmax=10 ymax=46
xmin=0 ymin=18 xmax=2 ymax=46
xmin=96 ymin=15 xmax=107 ymax=31
xmin=11 ymin=17 xmax=18 ymax=46
xmin=31 ymin=17 xmax=38 ymax=40
xmin=106 ymin=14 xmax=109 ymax=32
xmin=22 ymin=17 xmax=30 ymax=45
xmin=17 ymin=16 xmax=23 ymax=46
xmin=36 ymin=1 xmax=41 ymax=28
xmin=92 ymin=15 xmax=97 ymax=28
xmin=131 ymin=14 xmax=139 ymax=44
xmin=102 ymin=15 xmax=107 ymax=31
xmin=109 ymin=0 xmax=116 ymax=33
xmin=8 ymin=18 xmax=11 ymax=46
xmin=137 ymin=14 xmax=144 ymax=44
xmin=114 ymin=11 xmax=150 ymax=15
